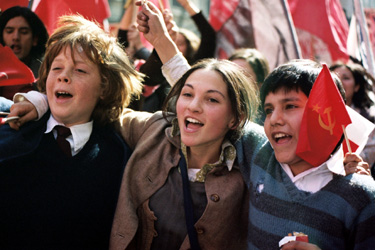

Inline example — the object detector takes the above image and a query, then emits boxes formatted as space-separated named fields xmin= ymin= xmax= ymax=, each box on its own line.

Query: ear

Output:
xmin=354 ymin=84 xmax=360 ymax=93
xmin=228 ymin=114 xmax=241 ymax=130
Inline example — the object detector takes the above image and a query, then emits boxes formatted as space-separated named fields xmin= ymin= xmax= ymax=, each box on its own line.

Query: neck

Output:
xmin=186 ymin=146 xmax=221 ymax=169
xmin=288 ymin=160 xmax=315 ymax=176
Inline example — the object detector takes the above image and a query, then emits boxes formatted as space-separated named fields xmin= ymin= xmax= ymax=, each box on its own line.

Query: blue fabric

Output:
xmin=238 ymin=140 xmax=375 ymax=250
xmin=0 ymin=97 xmax=12 ymax=112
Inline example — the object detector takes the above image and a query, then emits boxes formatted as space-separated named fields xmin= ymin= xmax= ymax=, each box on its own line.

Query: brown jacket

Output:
xmin=110 ymin=110 xmax=248 ymax=250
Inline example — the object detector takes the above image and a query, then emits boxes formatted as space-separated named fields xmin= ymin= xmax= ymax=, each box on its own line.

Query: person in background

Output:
xmin=117 ymin=0 xmax=151 ymax=62
xmin=228 ymin=48 xmax=270 ymax=124
xmin=0 ymin=15 xmax=142 ymax=249
xmin=330 ymin=62 xmax=375 ymax=176
xmin=228 ymin=48 xmax=270 ymax=89
xmin=175 ymin=0 xmax=216 ymax=64
xmin=0 ymin=6 xmax=48 ymax=100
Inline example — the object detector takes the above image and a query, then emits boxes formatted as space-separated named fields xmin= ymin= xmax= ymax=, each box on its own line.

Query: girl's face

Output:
xmin=46 ymin=46 xmax=103 ymax=126
xmin=333 ymin=66 xmax=359 ymax=106
xmin=176 ymin=69 xmax=236 ymax=152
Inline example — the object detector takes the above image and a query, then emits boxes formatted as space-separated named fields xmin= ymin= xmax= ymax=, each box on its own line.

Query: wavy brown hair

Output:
xmin=37 ymin=15 xmax=143 ymax=126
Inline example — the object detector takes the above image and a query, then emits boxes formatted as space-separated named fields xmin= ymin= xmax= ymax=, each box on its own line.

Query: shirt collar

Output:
xmin=281 ymin=147 xmax=345 ymax=184
xmin=45 ymin=115 xmax=93 ymax=153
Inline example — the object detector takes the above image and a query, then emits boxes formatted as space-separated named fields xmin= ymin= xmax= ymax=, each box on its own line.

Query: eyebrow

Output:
xmin=184 ymin=83 xmax=226 ymax=98
xmin=264 ymin=96 xmax=302 ymax=107
xmin=4 ymin=26 xmax=31 ymax=31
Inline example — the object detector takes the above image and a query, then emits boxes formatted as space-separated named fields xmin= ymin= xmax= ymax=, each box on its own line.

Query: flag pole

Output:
xmin=28 ymin=0 xmax=34 ymax=9
xmin=280 ymin=0 xmax=302 ymax=59
xmin=342 ymin=125 xmax=352 ymax=153
xmin=158 ymin=0 xmax=165 ymax=12
xmin=353 ymin=0 xmax=375 ymax=77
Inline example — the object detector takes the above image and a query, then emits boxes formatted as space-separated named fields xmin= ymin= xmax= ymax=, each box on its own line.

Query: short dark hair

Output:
xmin=260 ymin=59 xmax=346 ymax=110
xmin=0 ymin=6 xmax=49 ymax=59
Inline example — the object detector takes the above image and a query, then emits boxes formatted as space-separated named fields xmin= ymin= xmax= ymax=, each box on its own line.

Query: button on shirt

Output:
xmin=45 ymin=115 xmax=93 ymax=156
xmin=281 ymin=147 xmax=346 ymax=193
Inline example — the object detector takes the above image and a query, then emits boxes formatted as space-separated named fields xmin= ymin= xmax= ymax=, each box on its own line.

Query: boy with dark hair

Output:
xmin=242 ymin=59 xmax=375 ymax=249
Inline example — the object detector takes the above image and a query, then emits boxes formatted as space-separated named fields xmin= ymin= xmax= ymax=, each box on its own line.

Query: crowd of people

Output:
xmin=0 ymin=1 xmax=375 ymax=249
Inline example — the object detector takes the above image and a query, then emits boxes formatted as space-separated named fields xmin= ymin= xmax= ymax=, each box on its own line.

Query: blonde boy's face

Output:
xmin=46 ymin=46 xmax=103 ymax=126
xmin=263 ymin=88 xmax=308 ymax=169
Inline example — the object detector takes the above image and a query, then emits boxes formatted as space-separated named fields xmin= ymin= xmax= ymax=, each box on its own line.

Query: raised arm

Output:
xmin=136 ymin=1 xmax=190 ymax=85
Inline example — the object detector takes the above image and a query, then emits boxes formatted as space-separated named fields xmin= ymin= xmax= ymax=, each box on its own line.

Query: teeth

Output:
xmin=274 ymin=133 xmax=287 ymax=139
xmin=186 ymin=117 xmax=202 ymax=124
xmin=56 ymin=92 xmax=72 ymax=97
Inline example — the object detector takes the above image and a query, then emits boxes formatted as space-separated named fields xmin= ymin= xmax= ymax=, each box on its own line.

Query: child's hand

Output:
xmin=344 ymin=153 xmax=370 ymax=176
xmin=8 ymin=101 xmax=38 ymax=130
xmin=281 ymin=241 xmax=321 ymax=250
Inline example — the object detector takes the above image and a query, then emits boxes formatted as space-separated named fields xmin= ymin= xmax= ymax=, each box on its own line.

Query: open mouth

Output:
xmin=10 ymin=44 xmax=21 ymax=52
xmin=273 ymin=132 xmax=292 ymax=143
xmin=185 ymin=117 xmax=203 ymax=129
xmin=56 ymin=91 xmax=72 ymax=98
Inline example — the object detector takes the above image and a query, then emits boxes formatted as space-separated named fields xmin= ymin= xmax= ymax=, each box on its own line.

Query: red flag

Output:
xmin=209 ymin=0 xmax=301 ymax=69
xmin=31 ymin=0 xmax=111 ymax=34
xmin=288 ymin=0 xmax=349 ymax=63
xmin=296 ymin=64 xmax=351 ymax=167
xmin=0 ymin=45 xmax=35 ymax=86
xmin=0 ymin=0 xmax=29 ymax=11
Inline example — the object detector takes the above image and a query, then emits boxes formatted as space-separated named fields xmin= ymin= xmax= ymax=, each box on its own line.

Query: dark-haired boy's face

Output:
xmin=3 ymin=16 xmax=37 ymax=61
xmin=263 ymin=88 xmax=308 ymax=169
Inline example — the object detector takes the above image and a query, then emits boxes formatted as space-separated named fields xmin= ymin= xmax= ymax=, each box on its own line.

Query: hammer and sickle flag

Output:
xmin=296 ymin=64 xmax=351 ymax=167
xmin=0 ymin=44 xmax=35 ymax=86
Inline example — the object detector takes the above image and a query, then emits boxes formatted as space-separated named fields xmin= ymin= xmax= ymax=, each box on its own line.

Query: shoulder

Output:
xmin=344 ymin=174 xmax=375 ymax=199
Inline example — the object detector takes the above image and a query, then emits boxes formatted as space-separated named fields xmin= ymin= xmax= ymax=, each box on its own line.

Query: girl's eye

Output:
xmin=51 ymin=67 xmax=61 ymax=71
xmin=182 ymin=92 xmax=192 ymax=97
xmin=208 ymin=98 xmax=219 ymax=103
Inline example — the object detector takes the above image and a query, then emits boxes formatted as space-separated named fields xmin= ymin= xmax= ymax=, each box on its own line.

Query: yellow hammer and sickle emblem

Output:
xmin=318 ymin=107 xmax=336 ymax=135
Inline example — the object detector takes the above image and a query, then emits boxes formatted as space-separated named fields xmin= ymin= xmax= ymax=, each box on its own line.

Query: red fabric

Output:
xmin=0 ymin=0 xmax=29 ymax=11
xmin=288 ymin=0 xmax=349 ymax=62
xmin=296 ymin=64 xmax=351 ymax=167
xmin=209 ymin=0 xmax=240 ymax=31
xmin=31 ymin=0 xmax=111 ymax=35
xmin=0 ymin=45 xmax=35 ymax=86
xmin=208 ymin=0 xmax=300 ymax=69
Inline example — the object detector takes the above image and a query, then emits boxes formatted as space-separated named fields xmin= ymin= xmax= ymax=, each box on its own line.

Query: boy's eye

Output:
xmin=286 ymin=104 xmax=297 ymax=109
xmin=264 ymin=108 xmax=273 ymax=115
xmin=76 ymin=69 xmax=87 ymax=73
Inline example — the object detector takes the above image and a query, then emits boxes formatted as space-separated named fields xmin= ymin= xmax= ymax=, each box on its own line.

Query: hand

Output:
xmin=163 ymin=9 xmax=179 ymax=43
xmin=136 ymin=0 xmax=170 ymax=48
xmin=8 ymin=101 xmax=38 ymax=130
xmin=344 ymin=153 xmax=371 ymax=176
xmin=281 ymin=241 xmax=321 ymax=250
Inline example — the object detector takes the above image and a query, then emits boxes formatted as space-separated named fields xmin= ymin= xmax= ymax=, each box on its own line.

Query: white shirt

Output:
xmin=280 ymin=148 xmax=346 ymax=193
xmin=45 ymin=115 xmax=93 ymax=156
